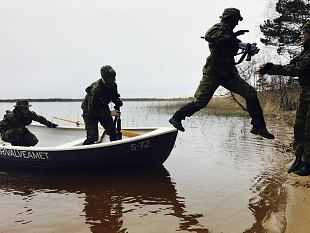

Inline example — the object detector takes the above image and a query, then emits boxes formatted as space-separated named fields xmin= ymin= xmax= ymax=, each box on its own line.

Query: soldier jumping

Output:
xmin=169 ymin=8 xmax=274 ymax=139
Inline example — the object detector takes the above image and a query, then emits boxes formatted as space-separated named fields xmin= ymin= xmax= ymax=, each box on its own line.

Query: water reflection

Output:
xmin=0 ymin=102 xmax=297 ymax=233
xmin=0 ymin=167 xmax=209 ymax=233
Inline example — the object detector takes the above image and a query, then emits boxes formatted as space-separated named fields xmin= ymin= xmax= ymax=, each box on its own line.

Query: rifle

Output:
xmin=201 ymin=29 xmax=259 ymax=65
xmin=113 ymin=106 xmax=122 ymax=140
xmin=235 ymin=42 xmax=260 ymax=64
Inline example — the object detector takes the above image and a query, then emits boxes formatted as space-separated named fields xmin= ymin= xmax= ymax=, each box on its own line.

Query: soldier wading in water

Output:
xmin=169 ymin=8 xmax=274 ymax=139
xmin=81 ymin=65 xmax=123 ymax=145
xmin=257 ymin=21 xmax=310 ymax=176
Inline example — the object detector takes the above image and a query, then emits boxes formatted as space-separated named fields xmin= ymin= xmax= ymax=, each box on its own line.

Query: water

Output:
xmin=0 ymin=101 xmax=293 ymax=233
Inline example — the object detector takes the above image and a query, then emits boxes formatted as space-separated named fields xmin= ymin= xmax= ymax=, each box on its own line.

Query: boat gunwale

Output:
xmin=0 ymin=125 xmax=177 ymax=152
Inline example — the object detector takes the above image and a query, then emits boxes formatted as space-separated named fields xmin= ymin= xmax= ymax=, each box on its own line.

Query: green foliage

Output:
xmin=260 ymin=0 xmax=310 ymax=55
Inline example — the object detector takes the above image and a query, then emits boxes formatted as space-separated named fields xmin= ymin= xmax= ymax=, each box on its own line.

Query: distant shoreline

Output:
xmin=0 ymin=97 xmax=194 ymax=102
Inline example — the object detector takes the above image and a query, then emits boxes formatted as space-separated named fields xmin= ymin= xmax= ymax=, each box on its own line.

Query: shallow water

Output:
xmin=0 ymin=101 xmax=293 ymax=233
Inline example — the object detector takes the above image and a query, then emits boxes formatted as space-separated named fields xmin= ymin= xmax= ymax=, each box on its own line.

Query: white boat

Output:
xmin=0 ymin=124 xmax=178 ymax=169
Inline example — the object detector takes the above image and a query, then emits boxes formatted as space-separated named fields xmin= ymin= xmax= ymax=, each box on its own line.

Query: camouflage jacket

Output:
xmin=268 ymin=46 xmax=310 ymax=100
xmin=0 ymin=110 xmax=54 ymax=133
xmin=81 ymin=79 xmax=121 ymax=116
xmin=204 ymin=21 xmax=239 ymax=72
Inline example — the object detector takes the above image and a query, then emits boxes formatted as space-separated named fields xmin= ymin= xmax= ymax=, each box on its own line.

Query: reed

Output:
xmin=146 ymin=90 xmax=298 ymax=120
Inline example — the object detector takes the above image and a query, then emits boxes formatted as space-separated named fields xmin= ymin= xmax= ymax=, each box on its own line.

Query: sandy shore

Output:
xmin=284 ymin=172 xmax=310 ymax=233
xmin=279 ymin=111 xmax=310 ymax=233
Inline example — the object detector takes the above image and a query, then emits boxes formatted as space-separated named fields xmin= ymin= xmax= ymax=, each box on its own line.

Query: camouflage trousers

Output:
xmin=194 ymin=65 xmax=266 ymax=128
xmin=1 ymin=128 xmax=38 ymax=146
xmin=82 ymin=114 xmax=117 ymax=145
xmin=293 ymin=100 xmax=310 ymax=164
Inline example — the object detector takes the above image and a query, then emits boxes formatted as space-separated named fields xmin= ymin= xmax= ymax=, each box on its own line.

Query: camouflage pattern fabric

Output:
xmin=194 ymin=20 xmax=266 ymax=128
xmin=202 ymin=21 xmax=239 ymax=73
xmin=292 ymin=100 xmax=310 ymax=163
xmin=302 ymin=21 xmax=310 ymax=33
xmin=1 ymin=128 xmax=38 ymax=146
xmin=268 ymin=46 xmax=310 ymax=163
xmin=0 ymin=109 xmax=54 ymax=146
xmin=81 ymin=79 xmax=121 ymax=144
xmin=81 ymin=79 xmax=121 ymax=117
xmin=268 ymin=47 xmax=310 ymax=100
xmin=82 ymin=113 xmax=117 ymax=144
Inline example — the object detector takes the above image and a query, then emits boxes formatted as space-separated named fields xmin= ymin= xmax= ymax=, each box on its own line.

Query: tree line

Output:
xmin=238 ymin=0 xmax=310 ymax=111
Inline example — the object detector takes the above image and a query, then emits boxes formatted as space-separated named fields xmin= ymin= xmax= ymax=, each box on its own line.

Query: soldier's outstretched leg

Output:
xmin=169 ymin=102 xmax=201 ymax=132
xmin=223 ymin=75 xmax=274 ymax=139
xmin=170 ymin=66 xmax=218 ymax=132
xmin=246 ymin=98 xmax=274 ymax=139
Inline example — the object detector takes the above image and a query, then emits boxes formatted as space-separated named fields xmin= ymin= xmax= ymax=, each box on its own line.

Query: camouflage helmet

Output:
xmin=302 ymin=21 xmax=310 ymax=33
xmin=100 ymin=65 xmax=116 ymax=87
xmin=14 ymin=100 xmax=32 ymax=108
xmin=220 ymin=8 xmax=243 ymax=21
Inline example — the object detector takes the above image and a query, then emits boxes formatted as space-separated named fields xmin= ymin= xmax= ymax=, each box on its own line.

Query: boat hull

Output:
xmin=0 ymin=126 xmax=178 ymax=169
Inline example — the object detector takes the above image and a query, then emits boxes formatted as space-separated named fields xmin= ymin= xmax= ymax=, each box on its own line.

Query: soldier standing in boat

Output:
xmin=169 ymin=8 xmax=274 ymax=139
xmin=256 ymin=21 xmax=310 ymax=176
xmin=81 ymin=65 xmax=123 ymax=145
xmin=0 ymin=100 xmax=58 ymax=146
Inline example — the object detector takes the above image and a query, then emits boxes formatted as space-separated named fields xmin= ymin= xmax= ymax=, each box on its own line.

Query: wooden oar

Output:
xmin=52 ymin=116 xmax=140 ymax=137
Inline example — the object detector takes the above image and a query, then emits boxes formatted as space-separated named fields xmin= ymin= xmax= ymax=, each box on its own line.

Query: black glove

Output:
xmin=259 ymin=62 xmax=274 ymax=75
xmin=234 ymin=30 xmax=249 ymax=37
xmin=48 ymin=123 xmax=58 ymax=128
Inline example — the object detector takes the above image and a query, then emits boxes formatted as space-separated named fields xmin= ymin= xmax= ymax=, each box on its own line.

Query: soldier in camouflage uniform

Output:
xmin=257 ymin=21 xmax=310 ymax=176
xmin=0 ymin=100 xmax=58 ymax=146
xmin=81 ymin=65 xmax=123 ymax=145
xmin=169 ymin=8 xmax=274 ymax=139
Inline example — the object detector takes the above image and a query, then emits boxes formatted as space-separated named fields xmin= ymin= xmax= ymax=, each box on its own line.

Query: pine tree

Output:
xmin=260 ymin=0 xmax=310 ymax=56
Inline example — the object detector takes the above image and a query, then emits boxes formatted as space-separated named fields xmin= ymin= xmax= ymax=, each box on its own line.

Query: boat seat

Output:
xmin=56 ymin=138 xmax=86 ymax=148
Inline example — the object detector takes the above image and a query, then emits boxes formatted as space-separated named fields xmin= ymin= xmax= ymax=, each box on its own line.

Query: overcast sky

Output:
xmin=0 ymin=0 xmax=272 ymax=99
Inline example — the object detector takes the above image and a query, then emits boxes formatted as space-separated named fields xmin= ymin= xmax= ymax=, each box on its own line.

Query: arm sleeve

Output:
xmin=31 ymin=111 xmax=54 ymax=127
xmin=268 ymin=57 xmax=310 ymax=77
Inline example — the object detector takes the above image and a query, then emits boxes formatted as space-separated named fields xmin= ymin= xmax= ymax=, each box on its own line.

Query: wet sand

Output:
xmin=271 ymin=111 xmax=310 ymax=233
xmin=284 ymin=170 xmax=310 ymax=233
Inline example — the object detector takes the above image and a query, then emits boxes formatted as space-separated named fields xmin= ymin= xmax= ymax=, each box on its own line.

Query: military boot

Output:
xmin=294 ymin=163 xmax=310 ymax=176
xmin=169 ymin=102 xmax=200 ymax=132
xmin=250 ymin=126 xmax=275 ymax=139
xmin=287 ymin=155 xmax=303 ymax=173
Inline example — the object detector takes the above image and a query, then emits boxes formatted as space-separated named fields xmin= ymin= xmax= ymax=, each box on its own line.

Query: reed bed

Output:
xmin=146 ymin=92 xmax=298 ymax=122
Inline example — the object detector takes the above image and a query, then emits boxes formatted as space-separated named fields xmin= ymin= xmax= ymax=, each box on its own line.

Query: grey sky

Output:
xmin=0 ymin=0 xmax=270 ymax=98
